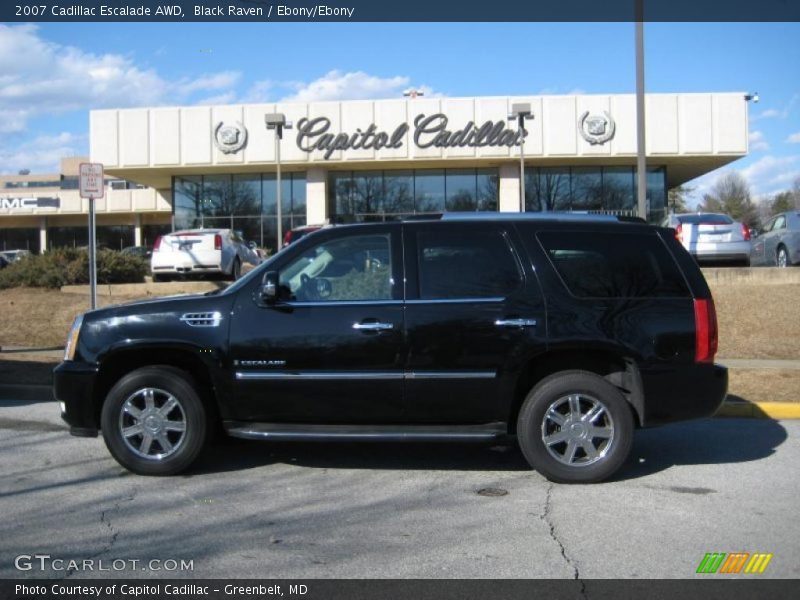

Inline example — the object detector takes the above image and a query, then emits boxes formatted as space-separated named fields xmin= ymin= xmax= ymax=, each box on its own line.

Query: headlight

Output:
xmin=64 ymin=314 xmax=84 ymax=361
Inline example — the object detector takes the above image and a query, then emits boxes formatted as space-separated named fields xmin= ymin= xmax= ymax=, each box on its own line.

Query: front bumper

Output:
xmin=53 ymin=361 xmax=100 ymax=437
xmin=639 ymin=363 xmax=728 ymax=426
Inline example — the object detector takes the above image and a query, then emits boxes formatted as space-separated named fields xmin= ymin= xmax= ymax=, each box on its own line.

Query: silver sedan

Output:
xmin=662 ymin=213 xmax=751 ymax=266
xmin=751 ymin=211 xmax=800 ymax=267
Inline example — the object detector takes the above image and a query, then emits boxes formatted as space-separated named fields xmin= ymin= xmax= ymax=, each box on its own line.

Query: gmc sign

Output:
xmin=0 ymin=197 xmax=59 ymax=210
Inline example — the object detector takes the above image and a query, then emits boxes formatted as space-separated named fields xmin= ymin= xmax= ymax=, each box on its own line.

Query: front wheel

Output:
xmin=777 ymin=246 xmax=790 ymax=268
xmin=517 ymin=370 xmax=634 ymax=484
xmin=101 ymin=366 xmax=207 ymax=475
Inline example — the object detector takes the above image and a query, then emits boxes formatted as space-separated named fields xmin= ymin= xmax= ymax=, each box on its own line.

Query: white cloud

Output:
xmin=752 ymin=93 xmax=799 ymax=121
xmin=178 ymin=71 xmax=241 ymax=95
xmin=0 ymin=132 xmax=86 ymax=175
xmin=749 ymin=130 xmax=769 ymax=152
xmin=786 ymin=131 xmax=800 ymax=144
xmin=279 ymin=70 xmax=412 ymax=103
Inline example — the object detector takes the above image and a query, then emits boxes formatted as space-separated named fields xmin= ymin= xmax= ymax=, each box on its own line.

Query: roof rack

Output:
xmin=435 ymin=212 xmax=645 ymax=224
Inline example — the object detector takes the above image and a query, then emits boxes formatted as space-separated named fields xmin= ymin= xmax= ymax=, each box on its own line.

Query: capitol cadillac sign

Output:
xmin=213 ymin=110 xmax=617 ymax=159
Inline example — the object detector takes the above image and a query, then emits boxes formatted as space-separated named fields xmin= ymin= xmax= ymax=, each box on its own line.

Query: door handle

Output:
xmin=353 ymin=321 xmax=394 ymax=331
xmin=494 ymin=318 xmax=537 ymax=328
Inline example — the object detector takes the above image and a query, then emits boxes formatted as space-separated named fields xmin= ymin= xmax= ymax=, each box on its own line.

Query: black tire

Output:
xmin=101 ymin=366 xmax=207 ymax=475
xmin=230 ymin=258 xmax=241 ymax=281
xmin=517 ymin=370 xmax=634 ymax=484
xmin=777 ymin=246 xmax=790 ymax=268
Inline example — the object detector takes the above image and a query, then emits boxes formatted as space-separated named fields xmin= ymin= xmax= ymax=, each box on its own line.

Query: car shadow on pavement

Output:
xmin=616 ymin=417 xmax=788 ymax=481
xmin=190 ymin=416 xmax=788 ymax=479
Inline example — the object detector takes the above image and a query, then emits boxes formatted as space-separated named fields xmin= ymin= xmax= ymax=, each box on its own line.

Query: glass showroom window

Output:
xmin=525 ymin=168 xmax=571 ymax=212
xmin=1 ymin=228 xmax=40 ymax=253
xmin=173 ymin=176 xmax=203 ymax=230
xmin=647 ymin=167 xmax=667 ymax=224
xmin=329 ymin=168 xmax=498 ymax=222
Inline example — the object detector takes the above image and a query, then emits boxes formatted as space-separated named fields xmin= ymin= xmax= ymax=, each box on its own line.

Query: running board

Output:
xmin=224 ymin=421 xmax=508 ymax=442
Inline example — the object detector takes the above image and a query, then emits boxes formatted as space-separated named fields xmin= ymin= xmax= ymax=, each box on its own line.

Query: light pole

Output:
xmin=635 ymin=2 xmax=647 ymax=220
xmin=265 ymin=113 xmax=292 ymax=250
xmin=508 ymin=103 xmax=534 ymax=213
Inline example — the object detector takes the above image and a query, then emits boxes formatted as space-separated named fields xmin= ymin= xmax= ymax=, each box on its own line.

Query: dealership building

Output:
xmin=1 ymin=93 xmax=749 ymax=253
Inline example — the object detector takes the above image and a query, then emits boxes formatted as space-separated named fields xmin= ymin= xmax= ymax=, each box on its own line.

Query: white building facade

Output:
xmin=1 ymin=93 xmax=749 ymax=253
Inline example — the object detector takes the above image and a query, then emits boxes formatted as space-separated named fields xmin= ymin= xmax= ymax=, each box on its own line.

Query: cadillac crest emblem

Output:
xmin=213 ymin=121 xmax=248 ymax=154
xmin=579 ymin=111 xmax=615 ymax=145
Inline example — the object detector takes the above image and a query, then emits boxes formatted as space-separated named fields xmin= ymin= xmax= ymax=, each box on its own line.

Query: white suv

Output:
xmin=150 ymin=228 xmax=260 ymax=281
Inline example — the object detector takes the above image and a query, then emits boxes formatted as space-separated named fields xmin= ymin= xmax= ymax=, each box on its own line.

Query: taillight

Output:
xmin=153 ymin=236 xmax=162 ymax=251
xmin=694 ymin=298 xmax=718 ymax=364
xmin=283 ymin=230 xmax=293 ymax=246
xmin=214 ymin=234 xmax=222 ymax=250
xmin=742 ymin=223 xmax=751 ymax=241
xmin=675 ymin=223 xmax=683 ymax=243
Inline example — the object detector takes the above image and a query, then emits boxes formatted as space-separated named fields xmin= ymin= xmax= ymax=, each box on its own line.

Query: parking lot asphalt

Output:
xmin=0 ymin=398 xmax=798 ymax=580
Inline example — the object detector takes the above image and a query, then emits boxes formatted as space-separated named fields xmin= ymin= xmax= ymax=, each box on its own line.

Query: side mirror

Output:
xmin=260 ymin=271 xmax=279 ymax=304
xmin=751 ymin=229 xmax=759 ymax=238
xmin=248 ymin=241 xmax=257 ymax=250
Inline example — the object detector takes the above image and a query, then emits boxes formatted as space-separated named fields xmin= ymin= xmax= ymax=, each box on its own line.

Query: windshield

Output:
xmin=677 ymin=214 xmax=733 ymax=225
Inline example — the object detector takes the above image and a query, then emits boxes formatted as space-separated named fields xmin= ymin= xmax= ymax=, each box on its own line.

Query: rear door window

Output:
xmin=416 ymin=229 xmax=521 ymax=299
xmin=537 ymin=231 xmax=690 ymax=298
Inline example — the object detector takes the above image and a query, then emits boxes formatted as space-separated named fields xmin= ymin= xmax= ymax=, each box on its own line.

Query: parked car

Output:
xmin=55 ymin=213 xmax=727 ymax=483
xmin=750 ymin=211 xmax=800 ymax=267
xmin=662 ymin=213 xmax=751 ymax=266
xmin=121 ymin=246 xmax=153 ymax=260
xmin=150 ymin=228 xmax=259 ymax=281
xmin=0 ymin=249 xmax=31 ymax=263
xmin=283 ymin=224 xmax=324 ymax=247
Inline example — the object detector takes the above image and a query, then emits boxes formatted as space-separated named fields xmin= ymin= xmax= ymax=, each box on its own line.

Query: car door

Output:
xmin=751 ymin=217 xmax=772 ymax=265
xmin=764 ymin=215 xmax=786 ymax=264
xmin=229 ymin=225 xmax=405 ymax=423
xmin=402 ymin=221 xmax=546 ymax=424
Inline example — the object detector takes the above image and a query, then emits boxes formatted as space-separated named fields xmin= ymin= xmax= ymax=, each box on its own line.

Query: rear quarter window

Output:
xmin=537 ymin=231 xmax=690 ymax=298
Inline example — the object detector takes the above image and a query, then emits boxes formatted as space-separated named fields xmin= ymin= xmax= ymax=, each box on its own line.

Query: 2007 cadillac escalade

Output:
xmin=54 ymin=213 xmax=727 ymax=483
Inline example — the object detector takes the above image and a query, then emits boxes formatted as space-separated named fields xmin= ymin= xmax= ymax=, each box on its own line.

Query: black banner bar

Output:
xmin=2 ymin=0 xmax=800 ymax=23
xmin=2 ymin=580 xmax=799 ymax=600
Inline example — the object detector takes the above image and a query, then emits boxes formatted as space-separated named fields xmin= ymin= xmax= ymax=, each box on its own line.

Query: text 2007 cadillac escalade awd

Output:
xmin=54 ymin=214 xmax=727 ymax=483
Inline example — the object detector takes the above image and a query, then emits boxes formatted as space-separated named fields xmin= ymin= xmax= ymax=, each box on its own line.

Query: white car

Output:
xmin=150 ymin=228 xmax=260 ymax=281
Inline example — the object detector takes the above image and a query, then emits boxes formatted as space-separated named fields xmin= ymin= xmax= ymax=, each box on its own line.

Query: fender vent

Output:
xmin=180 ymin=311 xmax=222 ymax=327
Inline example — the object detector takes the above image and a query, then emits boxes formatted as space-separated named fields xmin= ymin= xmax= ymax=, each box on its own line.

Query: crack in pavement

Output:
xmin=64 ymin=488 xmax=138 ymax=579
xmin=540 ymin=482 xmax=586 ymax=597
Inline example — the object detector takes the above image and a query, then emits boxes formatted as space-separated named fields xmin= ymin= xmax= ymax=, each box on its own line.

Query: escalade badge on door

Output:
xmin=579 ymin=111 xmax=615 ymax=145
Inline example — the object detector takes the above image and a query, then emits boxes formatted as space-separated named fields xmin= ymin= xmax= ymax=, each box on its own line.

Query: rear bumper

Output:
xmin=53 ymin=361 xmax=99 ymax=437
xmin=689 ymin=241 xmax=751 ymax=262
xmin=151 ymin=249 xmax=224 ymax=274
xmin=640 ymin=363 xmax=728 ymax=426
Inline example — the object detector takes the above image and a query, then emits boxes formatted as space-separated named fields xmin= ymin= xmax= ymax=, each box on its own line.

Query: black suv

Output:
xmin=54 ymin=214 xmax=727 ymax=483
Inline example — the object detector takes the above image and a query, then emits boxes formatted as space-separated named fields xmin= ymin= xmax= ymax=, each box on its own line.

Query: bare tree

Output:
xmin=698 ymin=172 xmax=760 ymax=229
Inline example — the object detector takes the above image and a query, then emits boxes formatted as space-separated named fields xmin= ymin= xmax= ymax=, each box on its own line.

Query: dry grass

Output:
xmin=728 ymin=369 xmax=800 ymax=403
xmin=1 ymin=282 xmax=798 ymax=400
xmin=710 ymin=283 xmax=800 ymax=360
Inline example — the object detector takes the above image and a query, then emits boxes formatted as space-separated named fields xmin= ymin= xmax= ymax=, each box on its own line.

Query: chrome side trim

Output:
xmin=236 ymin=371 xmax=404 ymax=381
xmin=495 ymin=318 xmax=537 ymax=328
xmin=282 ymin=300 xmax=403 ymax=307
xmin=405 ymin=297 xmax=504 ymax=305
xmin=235 ymin=370 xmax=496 ymax=381
xmin=405 ymin=371 xmax=496 ymax=380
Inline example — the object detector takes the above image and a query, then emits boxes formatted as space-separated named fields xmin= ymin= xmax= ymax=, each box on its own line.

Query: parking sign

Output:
xmin=79 ymin=163 xmax=104 ymax=199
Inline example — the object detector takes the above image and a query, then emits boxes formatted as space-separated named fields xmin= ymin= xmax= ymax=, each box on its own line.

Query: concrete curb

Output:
xmin=716 ymin=401 xmax=800 ymax=419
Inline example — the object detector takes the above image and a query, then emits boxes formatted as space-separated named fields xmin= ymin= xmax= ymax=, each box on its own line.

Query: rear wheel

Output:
xmin=230 ymin=258 xmax=241 ymax=280
xmin=101 ymin=366 xmax=207 ymax=475
xmin=777 ymin=246 xmax=790 ymax=268
xmin=517 ymin=370 xmax=634 ymax=483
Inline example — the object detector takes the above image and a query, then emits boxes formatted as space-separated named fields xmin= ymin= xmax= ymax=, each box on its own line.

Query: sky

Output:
xmin=0 ymin=21 xmax=798 ymax=207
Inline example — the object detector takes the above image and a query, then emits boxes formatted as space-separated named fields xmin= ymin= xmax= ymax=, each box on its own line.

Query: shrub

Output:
xmin=0 ymin=248 xmax=148 ymax=289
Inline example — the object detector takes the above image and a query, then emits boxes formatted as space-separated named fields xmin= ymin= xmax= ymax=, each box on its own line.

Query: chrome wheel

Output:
xmin=118 ymin=387 xmax=187 ymax=460
xmin=540 ymin=393 xmax=615 ymax=467
xmin=777 ymin=248 xmax=788 ymax=268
